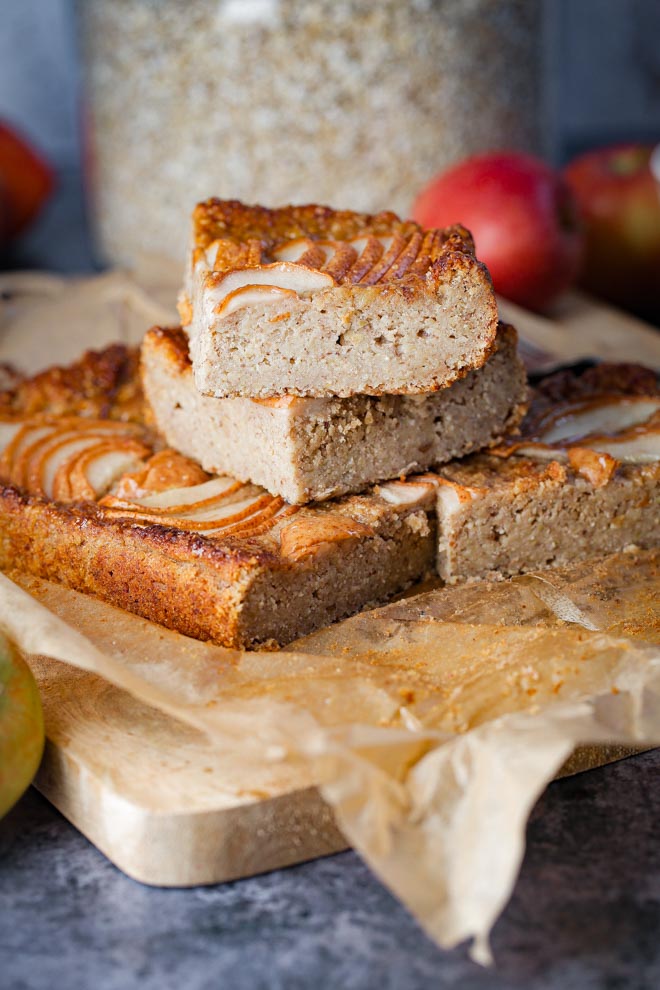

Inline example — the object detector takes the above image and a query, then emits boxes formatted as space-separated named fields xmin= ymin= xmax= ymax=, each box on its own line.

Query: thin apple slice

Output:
xmin=377 ymin=479 xmax=438 ymax=506
xmin=211 ymin=262 xmax=335 ymax=318
xmin=38 ymin=436 xmax=106 ymax=497
xmin=63 ymin=441 xmax=151 ymax=501
xmin=381 ymin=232 xmax=425 ymax=280
xmin=103 ymin=490 xmax=281 ymax=532
xmin=321 ymin=242 xmax=358 ymax=281
xmin=359 ymin=233 xmax=410 ymax=285
xmin=131 ymin=476 xmax=246 ymax=510
xmin=23 ymin=424 xmax=142 ymax=496
xmin=346 ymin=236 xmax=386 ymax=282
xmin=279 ymin=512 xmax=375 ymax=562
xmin=271 ymin=238 xmax=329 ymax=268
xmin=2 ymin=424 xmax=52 ymax=481
xmin=217 ymin=285 xmax=299 ymax=319
xmin=537 ymin=396 xmax=660 ymax=444
xmin=578 ymin=422 xmax=660 ymax=462
xmin=0 ymin=421 xmax=23 ymax=454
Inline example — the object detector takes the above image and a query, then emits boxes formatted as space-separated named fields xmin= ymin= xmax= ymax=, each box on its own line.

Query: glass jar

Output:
xmin=79 ymin=0 xmax=542 ymax=265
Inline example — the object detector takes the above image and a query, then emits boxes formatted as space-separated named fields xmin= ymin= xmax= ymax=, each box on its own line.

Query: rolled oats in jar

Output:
xmin=79 ymin=0 xmax=542 ymax=265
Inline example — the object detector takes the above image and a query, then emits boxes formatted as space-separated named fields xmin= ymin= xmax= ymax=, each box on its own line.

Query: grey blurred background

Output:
xmin=1 ymin=0 xmax=659 ymax=272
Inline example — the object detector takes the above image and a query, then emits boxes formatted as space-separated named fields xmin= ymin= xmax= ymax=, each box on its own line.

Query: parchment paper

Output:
xmin=0 ymin=269 xmax=659 ymax=963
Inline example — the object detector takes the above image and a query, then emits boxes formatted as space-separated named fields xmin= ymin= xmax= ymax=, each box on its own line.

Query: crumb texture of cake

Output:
xmin=181 ymin=199 xmax=499 ymax=398
xmin=0 ymin=349 xmax=437 ymax=647
xmin=433 ymin=363 xmax=660 ymax=581
xmin=142 ymin=323 xmax=527 ymax=504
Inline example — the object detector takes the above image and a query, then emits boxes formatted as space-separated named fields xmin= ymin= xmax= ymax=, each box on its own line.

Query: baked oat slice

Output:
xmin=142 ymin=322 xmax=527 ymax=504
xmin=0 ymin=350 xmax=436 ymax=647
xmin=179 ymin=199 xmax=499 ymax=398
xmin=427 ymin=363 xmax=660 ymax=581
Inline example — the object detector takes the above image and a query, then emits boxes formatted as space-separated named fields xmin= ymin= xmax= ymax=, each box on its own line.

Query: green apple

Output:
xmin=0 ymin=632 xmax=44 ymax=818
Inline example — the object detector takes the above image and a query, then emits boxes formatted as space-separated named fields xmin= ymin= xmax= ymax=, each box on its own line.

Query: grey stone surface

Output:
xmin=1 ymin=750 xmax=659 ymax=990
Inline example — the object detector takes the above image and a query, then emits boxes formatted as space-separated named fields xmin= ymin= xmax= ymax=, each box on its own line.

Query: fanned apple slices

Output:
xmin=0 ymin=414 xmax=299 ymax=539
xmin=204 ymin=230 xmax=447 ymax=320
xmin=101 ymin=480 xmax=298 ymax=538
xmin=0 ymin=417 xmax=151 ymax=501
xmin=493 ymin=394 xmax=660 ymax=470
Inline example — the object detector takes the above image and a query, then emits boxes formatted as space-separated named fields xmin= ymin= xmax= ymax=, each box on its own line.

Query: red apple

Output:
xmin=564 ymin=143 xmax=660 ymax=325
xmin=412 ymin=151 xmax=584 ymax=312
xmin=0 ymin=121 xmax=54 ymax=241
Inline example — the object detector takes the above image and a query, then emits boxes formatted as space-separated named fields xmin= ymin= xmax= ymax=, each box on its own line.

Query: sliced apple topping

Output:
xmin=66 ymin=444 xmax=151 ymax=501
xmin=359 ymin=233 xmax=409 ymax=285
xmin=279 ymin=512 xmax=375 ymax=562
xmin=204 ymin=237 xmax=264 ymax=271
xmin=1 ymin=423 xmax=53 ymax=478
xmin=128 ymin=475 xmax=244 ymax=511
xmin=256 ymin=231 xmax=434 ymax=288
xmin=272 ymin=238 xmax=327 ymax=269
xmin=536 ymin=396 xmax=660 ymax=444
xmin=575 ymin=420 xmax=660 ymax=463
xmin=112 ymin=449 xmax=211 ymax=500
xmin=346 ymin=235 xmax=386 ymax=282
xmin=377 ymin=478 xmax=438 ymax=506
xmin=0 ymin=421 xmax=23 ymax=452
xmin=101 ymin=471 xmax=298 ymax=538
xmin=320 ymin=242 xmax=359 ymax=281
xmin=0 ymin=416 xmax=151 ymax=501
xmin=497 ymin=395 xmax=660 ymax=475
xmin=211 ymin=263 xmax=335 ymax=318
xmin=218 ymin=285 xmax=299 ymax=319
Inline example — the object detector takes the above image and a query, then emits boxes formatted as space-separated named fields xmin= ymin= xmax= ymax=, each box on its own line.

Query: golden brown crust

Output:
xmin=142 ymin=326 xmax=190 ymax=377
xmin=0 ymin=485 xmax=251 ymax=645
xmin=0 ymin=343 xmax=144 ymax=422
xmin=192 ymin=198 xmax=481 ymax=290
xmin=193 ymin=198 xmax=474 ymax=252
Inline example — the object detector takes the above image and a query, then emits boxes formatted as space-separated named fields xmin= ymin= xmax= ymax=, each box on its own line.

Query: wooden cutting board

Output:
xmin=7 ymin=286 xmax=660 ymax=886
xmin=29 ymin=648 xmax=646 ymax=887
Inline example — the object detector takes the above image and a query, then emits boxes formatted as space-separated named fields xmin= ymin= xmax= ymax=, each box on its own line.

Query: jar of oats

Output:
xmin=79 ymin=0 xmax=542 ymax=265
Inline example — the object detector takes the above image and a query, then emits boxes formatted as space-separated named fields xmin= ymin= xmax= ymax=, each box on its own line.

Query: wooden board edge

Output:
xmin=34 ymin=740 xmax=346 ymax=887
xmin=33 ymin=739 xmax=656 ymax=887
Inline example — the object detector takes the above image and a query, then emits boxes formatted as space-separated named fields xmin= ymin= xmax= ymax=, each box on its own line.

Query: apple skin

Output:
xmin=0 ymin=632 xmax=44 ymax=819
xmin=564 ymin=143 xmax=660 ymax=325
xmin=0 ymin=121 xmax=54 ymax=242
xmin=412 ymin=152 xmax=584 ymax=312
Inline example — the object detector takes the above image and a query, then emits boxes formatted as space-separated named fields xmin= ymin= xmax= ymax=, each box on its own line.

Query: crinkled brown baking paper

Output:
xmin=1 ymin=270 xmax=659 ymax=963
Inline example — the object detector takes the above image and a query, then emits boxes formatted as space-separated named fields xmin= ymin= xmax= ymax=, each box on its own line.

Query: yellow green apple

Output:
xmin=0 ymin=632 xmax=44 ymax=818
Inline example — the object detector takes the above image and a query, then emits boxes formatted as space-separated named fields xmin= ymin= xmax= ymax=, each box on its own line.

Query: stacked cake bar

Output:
xmin=148 ymin=200 xmax=527 ymax=503
xmin=1 ymin=199 xmax=657 ymax=648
